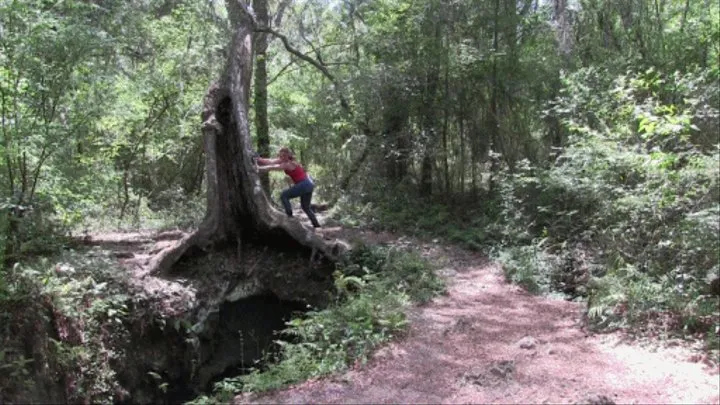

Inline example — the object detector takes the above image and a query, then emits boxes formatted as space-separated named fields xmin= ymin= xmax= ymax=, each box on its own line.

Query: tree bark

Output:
xmin=148 ymin=0 xmax=344 ymax=277
xmin=442 ymin=61 xmax=450 ymax=196
xmin=680 ymin=0 xmax=690 ymax=34
xmin=458 ymin=98 xmax=465 ymax=194
xmin=488 ymin=0 xmax=501 ymax=196
xmin=253 ymin=0 xmax=271 ymax=193
xmin=419 ymin=38 xmax=441 ymax=196
xmin=553 ymin=0 xmax=573 ymax=56
xmin=420 ymin=66 xmax=439 ymax=196
xmin=381 ymin=85 xmax=409 ymax=181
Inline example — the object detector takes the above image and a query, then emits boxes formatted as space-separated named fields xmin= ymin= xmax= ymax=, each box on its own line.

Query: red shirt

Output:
xmin=284 ymin=163 xmax=307 ymax=183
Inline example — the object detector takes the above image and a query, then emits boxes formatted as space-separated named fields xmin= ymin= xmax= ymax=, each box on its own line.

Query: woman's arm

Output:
xmin=257 ymin=161 xmax=296 ymax=172
xmin=256 ymin=157 xmax=280 ymax=165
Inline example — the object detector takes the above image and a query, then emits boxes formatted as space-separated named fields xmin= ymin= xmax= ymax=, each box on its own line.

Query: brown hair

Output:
xmin=278 ymin=147 xmax=296 ymax=161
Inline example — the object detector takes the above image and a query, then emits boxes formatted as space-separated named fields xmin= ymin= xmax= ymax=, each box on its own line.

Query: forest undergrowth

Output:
xmin=329 ymin=67 xmax=720 ymax=360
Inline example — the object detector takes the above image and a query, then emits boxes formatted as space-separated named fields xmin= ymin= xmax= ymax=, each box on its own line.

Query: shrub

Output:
xmin=491 ymin=67 xmax=719 ymax=341
xmin=1 ymin=196 xmax=70 ymax=266
xmin=0 ymin=250 xmax=132 ymax=403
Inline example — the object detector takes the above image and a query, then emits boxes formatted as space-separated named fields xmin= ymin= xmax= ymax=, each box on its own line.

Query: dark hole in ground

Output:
xmin=164 ymin=293 xmax=307 ymax=404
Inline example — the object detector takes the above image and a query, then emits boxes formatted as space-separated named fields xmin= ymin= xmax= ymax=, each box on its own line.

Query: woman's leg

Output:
xmin=280 ymin=184 xmax=304 ymax=216
xmin=300 ymin=191 xmax=321 ymax=228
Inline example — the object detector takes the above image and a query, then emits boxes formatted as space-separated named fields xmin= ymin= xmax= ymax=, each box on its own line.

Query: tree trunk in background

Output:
xmin=381 ymin=85 xmax=410 ymax=181
xmin=253 ymin=0 xmax=270 ymax=193
xmin=554 ymin=0 xmax=572 ymax=55
xmin=420 ymin=65 xmax=439 ymax=196
xmin=549 ymin=0 xmax=572 ymax=148
xmin=487 ymin=0 xmax=502 ymax=196
xmin=179 ymin=141 xmax=205 ymax=195
xmin=653 ymin=0 xmax=665 ymax=59
xmin=442 ymin=61 xmax=450 ymax=196
xmin=148 ymin=0 xmax=342 ymax=276
xmin=396 ymin=131 xmax=410 ymax=181
xmin=700 ymin=0 xmax=711 ymax=67
xmin=680 ymin=0 xmax=690 ymax=33
xmin=469 ymin=106 xmax=488 ymax=197
xmin=420 ymin=151 xmax=433 ymax=196
xmin=458 ymin=103 xmax=465 ymax=194
xmin=502 ymin=0 xmax=521 ymax=168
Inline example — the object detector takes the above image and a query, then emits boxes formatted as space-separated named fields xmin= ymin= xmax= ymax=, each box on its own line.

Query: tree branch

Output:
xmin=299 ymin=18 xmax=325 ymax=65
xmin=27 ymin=145 xmax=49 ymax=204
xmin=255 ymin=27 xmax=352 ymax=115
xmin=267 ymin=60 xmax=297 ymax=86
xmin=1 ymin=87 xmax=14 ymax=196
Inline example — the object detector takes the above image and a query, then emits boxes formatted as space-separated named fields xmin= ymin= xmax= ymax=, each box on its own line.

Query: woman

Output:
xmin=255 ymin=147 xmax=321 ymax=228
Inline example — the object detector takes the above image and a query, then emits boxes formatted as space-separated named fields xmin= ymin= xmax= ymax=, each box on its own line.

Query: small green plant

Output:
xmin=1 ymin=197 xmax=70 ymax=266
xmin=494 ymin=242 xmax=564 ymax=295
xmin=0 ymin=349 xmax=34 ymax=397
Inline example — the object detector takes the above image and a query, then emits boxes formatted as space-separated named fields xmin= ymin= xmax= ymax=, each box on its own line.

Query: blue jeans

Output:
xmin=280 ymin=178 xmax=321 ymax=228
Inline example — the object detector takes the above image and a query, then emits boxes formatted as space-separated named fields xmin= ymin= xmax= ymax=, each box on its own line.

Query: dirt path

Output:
xmin=236 ymin=216 xmax=720 ymax=405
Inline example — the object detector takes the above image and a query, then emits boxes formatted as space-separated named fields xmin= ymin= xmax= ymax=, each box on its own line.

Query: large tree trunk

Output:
xmin=253 ymin=0 xmax=271 ymax=193
xmin=148 ymin=1 xmax=343 ymax=277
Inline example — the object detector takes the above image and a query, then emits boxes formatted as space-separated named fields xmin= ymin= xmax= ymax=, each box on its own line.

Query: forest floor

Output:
xmin=237 ymin=211 xmax=720 ymax=405
xmin=85 ymin=210 xmax=720 ymax=405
